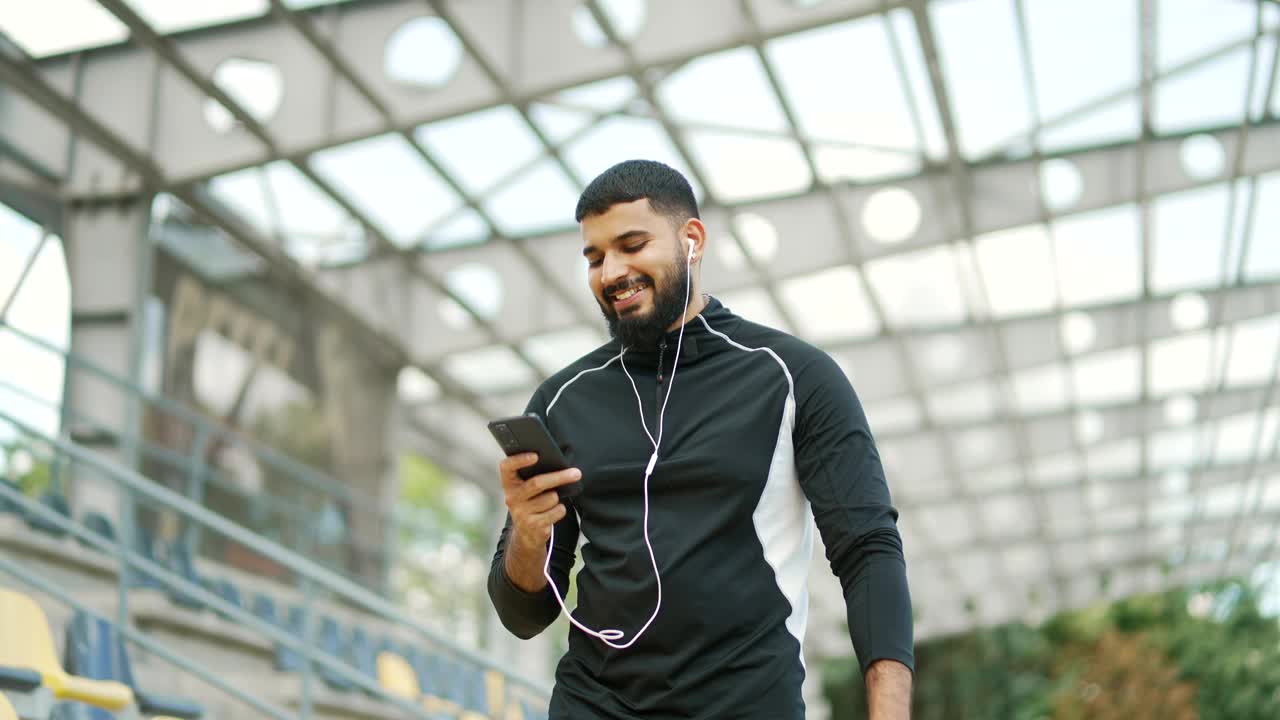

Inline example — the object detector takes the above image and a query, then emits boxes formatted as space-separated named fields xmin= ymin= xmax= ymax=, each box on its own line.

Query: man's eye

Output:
xmin=587 ymin=258 xmax=602 ymax=268
xmin=623 ymin=243 xmax=647 ymax=253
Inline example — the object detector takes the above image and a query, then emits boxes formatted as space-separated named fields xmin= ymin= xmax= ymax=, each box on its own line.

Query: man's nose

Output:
xmin=601 ymin=252 xmax=628 ymax=286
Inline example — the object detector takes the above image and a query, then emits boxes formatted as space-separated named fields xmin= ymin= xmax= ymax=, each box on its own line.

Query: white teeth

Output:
xmin=613 ymin=285 xmax=645 ymax=301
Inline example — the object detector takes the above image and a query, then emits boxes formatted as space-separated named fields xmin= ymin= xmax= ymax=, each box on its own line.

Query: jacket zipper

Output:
xmin=655 ymin=338 xmax=667 ymax=418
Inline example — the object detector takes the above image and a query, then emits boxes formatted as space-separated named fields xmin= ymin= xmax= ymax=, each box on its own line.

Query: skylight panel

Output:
xmin=554 ymin=76 xmax=638 ymax=112
xmin=416 ymin=106 xmax=545 ymax=196
xmin=1223 ymin=316 xmax=1280 ymax=387
xmin=973 ymin=223 xmax=1056 ymax=317
xmin=1244 ymin=172 xmax=1280 ymax=281
xmin=1052 ymin=204 xmax=1142 ymax=307
xmin=0 ymin=0 xmax=128 ymax=57
xmin=925 ymin=380 xmax=999 ymax=424
xmin=208 ymin=168 xmax=273 ymax=236
xmin=311 ymin=134 xmax=460 ymax=247
xmin=521 ymin=327 xmax=606 ymax=377
xmin=812 ymin=146 xmax=921 ymax=184
xmin=263 ymin=161 xmax=352 ymax=242
xmin=1151 ymin=183 xmax=1230 ymax=293
xmin=1153 ymin=48 xmax=1252 ymax=135
xmin=1156 ymin=0 xmax=1260 ymax=73
xmin=1039 ymin=97 xmax=1141 ymax=155
xmin=563 ymin=116 xmax=703 ymax=199
xmin=777 ymin=265 xmax=880 ymax=342
xmin=1085 ymin=438 xmax=1141 ymax=477
xmin=423 ymin=208 xmax=489 ymax=250
xmin=1071 ymin=347 xmax=1141 ymax=405
xmin=1011 ymin=363 xmax=1069 ymax=414
xmin=684 ymin=131 xmax=811 ymax=203
xmin=1213 ymin=411 xmax=1272 ymax=464
xmin=979 ymin=494 xmax=1035 ymax=539
xmin=442 ymin=345 xmax=536 ymax=394
xmin=862 ymin=396 xmax=923 ymax=435
xmin=716 ymin=288 xmax=790 ymax=332
xmin=124 ymin=0 xmax=268 ymax=34
xmin=928 ymin=0 xmax=1031 ymax=159
xmin=766 ymin=14 xmax=926 ymax=151
xmin=1023 ymin=0 xmax=1138 ymax=125
xmin=528 ymin=103 xmax=596 ymax=145
xmin=1147 ymin=427 xmax=1199 ymax=469
xmin=864 ymin=246 xmax=970 ymax=328
xmin=887 ymin=8 xmax=949 ymax=161
xmin=657 ymin=46 xmax=787 ymax=134
xmin=951 ymin=425 xmax=1013 ymax=469
xmin=482 ymin=159 xmax=581 ymax=237
xmin=1147 ymin=330 xmax=1214 ymax=395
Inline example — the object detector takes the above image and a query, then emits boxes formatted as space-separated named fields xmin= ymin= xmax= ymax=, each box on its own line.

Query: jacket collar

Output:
xmin=607 ymin=295 xmax=736 ymax=366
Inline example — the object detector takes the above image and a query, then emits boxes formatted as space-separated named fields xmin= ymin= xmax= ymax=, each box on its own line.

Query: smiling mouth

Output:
xmin=609 ymin=282 xmax=649 ymax=310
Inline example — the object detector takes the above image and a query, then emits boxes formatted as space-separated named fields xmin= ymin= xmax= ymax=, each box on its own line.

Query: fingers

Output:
xmin=498 ymin=452 xmax=539 ymax=482
xmin=509 ymin=498 xmax=568 ymax=545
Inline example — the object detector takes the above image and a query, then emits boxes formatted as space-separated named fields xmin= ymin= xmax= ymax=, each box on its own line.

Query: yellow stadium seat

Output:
xmin=376 ymin=650 xmax=460 ymax=716
xmin=0 ymin=694 xmax=17 ymax=720
xmin=0 ymin=589 xmax=134 ymax=711
xmin=376 ymin=651 xmax=421 ymax=700
xmin=485 ymin=670 xmax=505 ymax=718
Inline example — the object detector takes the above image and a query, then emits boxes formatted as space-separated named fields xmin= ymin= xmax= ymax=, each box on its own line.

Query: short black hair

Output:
xmin=574 ymin=159 xmax=699 ymax=225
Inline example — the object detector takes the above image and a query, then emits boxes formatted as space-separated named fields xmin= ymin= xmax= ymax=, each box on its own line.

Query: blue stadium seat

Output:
xmin=251 ymin=595 xmax=310 ymax=673
xmin=348 ymin=626 xmax=378 ymax=692
xmin=63 ymin=611 xmax=204 ymax=720
xmin=0 ymin=477 xmax=24 ymax=517
xmin=78 ymin=512 xmax=116 ymax=551
xmin=316 ymin=617 xmax=354 ymax=692
xmin=24 ymin=490 xmax=70 ymax=537
xmin=202 ymin=577 xmax=242 ymax=618
xmin=130 ymin=526 xmax=166 ymax=590
xmin=165 ymin=542 xmax=205 ymax=611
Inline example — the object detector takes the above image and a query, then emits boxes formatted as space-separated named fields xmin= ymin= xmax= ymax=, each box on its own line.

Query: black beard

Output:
xmin=600 ymin=257 xmax=689 ymax=350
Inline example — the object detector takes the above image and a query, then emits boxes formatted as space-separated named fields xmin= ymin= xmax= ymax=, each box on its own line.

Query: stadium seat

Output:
xmin=0 ymin=588 xmax=134 ymax=712
xmin=64 ymin=611 xmax=204 ymax=720
xmin=24 ymin=490 xmax=70 ymax=537
xmin=347 ymin=626 xmax=378 ymax=692
xmin=484 ymin=670 xmax=506 ymax=719
xmin=78 ymin=512 xmax=116 ymax=550
xmin=407 ymin=647 xmax=456 ymax=717
xmin=0 ymin=665 xmax=48 ymax=720
xmin=316 ymin=617 xmax=354 ymax=692
xmin=131 ymin=526 xmax=167 ymax=590
xmin=0 ymin=478 xmax=24 ymax=517
xmin=201 ymin=577 xmax=242 ymax=618
xmin=375 ymin=649 xmax=420 ymax=700
xmin=165 ymin=542 xmax=205 ymax=611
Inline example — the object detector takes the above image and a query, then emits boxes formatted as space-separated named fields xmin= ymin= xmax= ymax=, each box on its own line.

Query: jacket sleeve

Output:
xmin=486 ymin=391 xmax=580 ymax=640
xmin=792 ymin=352 xmax=915 ymax=674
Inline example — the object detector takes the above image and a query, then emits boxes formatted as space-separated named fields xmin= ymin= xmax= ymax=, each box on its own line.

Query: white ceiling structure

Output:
xmin=2 ymin=0 xmax=1280 ymax=647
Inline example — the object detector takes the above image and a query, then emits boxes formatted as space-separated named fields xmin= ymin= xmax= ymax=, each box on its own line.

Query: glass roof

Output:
xmin=3 ymin=0 xmax=1280 ymax=657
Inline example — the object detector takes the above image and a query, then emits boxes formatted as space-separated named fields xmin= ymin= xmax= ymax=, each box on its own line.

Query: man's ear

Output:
xmin=683 ymin=218 xmax=707 ymax=262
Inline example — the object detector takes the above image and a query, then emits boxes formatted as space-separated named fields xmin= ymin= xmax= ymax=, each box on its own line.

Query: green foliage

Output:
xmin=824 ymin=579 xmax=1280 ymax=720
xmin=1 ymin=436 xmax=52 ymax=497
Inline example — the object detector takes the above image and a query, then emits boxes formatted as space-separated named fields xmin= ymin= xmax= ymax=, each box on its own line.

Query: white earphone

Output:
xmin=543 ymin=231 xmax=697 ymax=649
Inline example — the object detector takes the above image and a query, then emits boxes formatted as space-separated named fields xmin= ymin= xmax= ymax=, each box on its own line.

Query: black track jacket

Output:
xmin=488 ymin=297 xmax=913 ymax=719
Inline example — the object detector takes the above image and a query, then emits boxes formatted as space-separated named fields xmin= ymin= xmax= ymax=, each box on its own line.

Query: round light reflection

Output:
xmin=1060 ymin=311 xmax=1097 ymax=354
xmin=1170 ymin=292 xmax=1209 ymax=331
xmin=861 ymin=187 xmax=921 ymax=244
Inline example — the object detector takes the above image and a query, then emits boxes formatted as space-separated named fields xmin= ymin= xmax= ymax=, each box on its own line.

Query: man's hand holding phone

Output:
xmin=498 ymin=453 xmax=581 ymax=592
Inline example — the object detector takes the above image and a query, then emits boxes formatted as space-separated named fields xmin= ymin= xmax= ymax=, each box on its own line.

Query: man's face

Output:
xmin=581 ymin=199 xmax=690 ymax=349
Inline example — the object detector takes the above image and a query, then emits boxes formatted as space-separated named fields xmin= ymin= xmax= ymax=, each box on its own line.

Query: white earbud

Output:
xmin=686 ymin=238 xmax=696 ymax=261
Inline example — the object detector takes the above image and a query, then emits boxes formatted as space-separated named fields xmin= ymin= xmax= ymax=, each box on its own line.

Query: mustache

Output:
xmin=602 ymin=275 xmax=653 ymax=298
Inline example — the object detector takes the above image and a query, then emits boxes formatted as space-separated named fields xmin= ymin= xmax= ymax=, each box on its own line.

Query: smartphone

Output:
xmin=487 ymin=414 xmax=581 ymax=499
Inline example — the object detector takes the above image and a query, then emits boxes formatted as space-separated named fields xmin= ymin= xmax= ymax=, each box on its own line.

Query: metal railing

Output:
xmin=0 ymin=317 xmax=452 ymax=589
xmin=0 ymin=408 xmax=551 ymax=719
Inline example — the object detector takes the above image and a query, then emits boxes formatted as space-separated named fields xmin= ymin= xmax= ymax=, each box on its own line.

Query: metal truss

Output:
xmin=2 ymin=0 xmax=1279 ymax=643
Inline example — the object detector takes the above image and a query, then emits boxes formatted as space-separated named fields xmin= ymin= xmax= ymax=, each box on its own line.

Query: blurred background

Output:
xmin=0 ymin=0 xmax=1278 ymax=718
